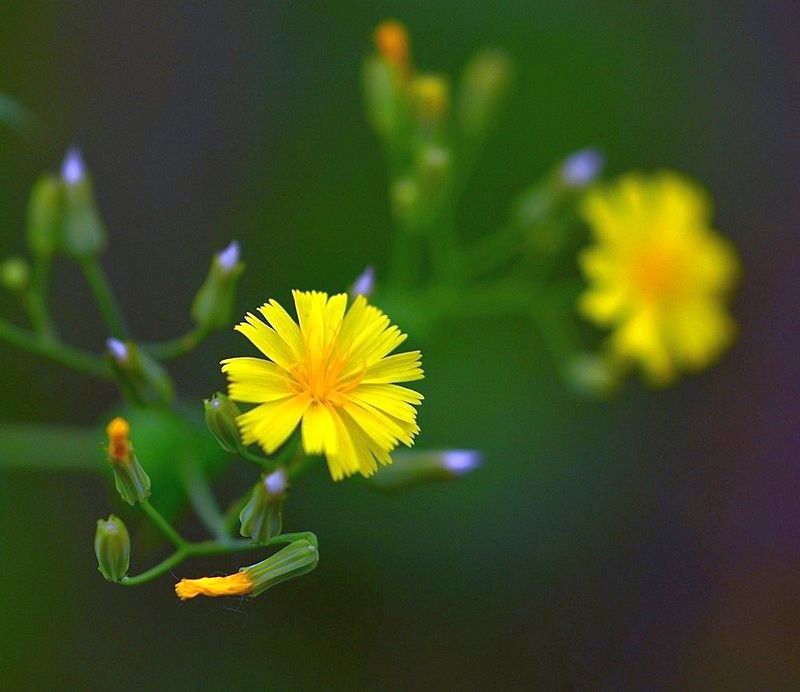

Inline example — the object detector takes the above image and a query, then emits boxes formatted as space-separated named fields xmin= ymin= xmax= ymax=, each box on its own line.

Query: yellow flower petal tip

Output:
xmin=106 ymin=417 xmax=131 ymax=462
xmin=374 ymin=20 xmax=410 ymax=71
xmin=223 ymin=291 xmax=424 ymax=481
xmin=578 ymin=171 xmax=739 ymax=385
xmin=175 ymin=572 xmax=253 ymax=601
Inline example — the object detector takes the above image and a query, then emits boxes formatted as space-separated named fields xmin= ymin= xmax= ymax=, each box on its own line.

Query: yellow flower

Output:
xmin=578 ymin=172 xmax=739 ymax=385
xmin=222 ymin=291 xmax=424 ymax=480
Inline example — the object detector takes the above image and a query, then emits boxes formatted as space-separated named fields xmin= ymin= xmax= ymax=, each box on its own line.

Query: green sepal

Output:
xmin=94 ymin=514 xmax=131 ymax=582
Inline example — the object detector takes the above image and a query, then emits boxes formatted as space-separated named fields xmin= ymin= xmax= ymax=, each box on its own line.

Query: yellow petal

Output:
xmin=237 ymin=395 xmax=310 ymax=453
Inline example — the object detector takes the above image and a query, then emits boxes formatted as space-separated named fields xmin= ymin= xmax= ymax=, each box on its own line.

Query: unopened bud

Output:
xmin=373 ymin=20 xmax=410 ymax=74
xmin=204 ymin=392 xmax=244 ymax=454
xmin=411 ymin=74 xmax=450 ymax=130
xmin=390 ymin=177 xmax=421 ymax=225
xmin=26 ymin=174 xmax=64 ymax=258
xmin=349 ymin=265 xmax=376 ymax=299
xmin=60 ymin=147 xmax=107 ymax=258
xmin=565 ymin=352 xmax=619 ymax=397
xmin=107 ymin=340 xmax=175 ymax=407
xmin=191 ymin=241 xmax=245 ymax=332
xmin=559 ymin=148 xmax=604 ymax=189
xmin=457 ymin=49 xmax=513 ymax=139
xmin=105 ymin=417 xmax=151 ymax=505
xmin=94 ymin=514 xmax=131 ymax=583
xmin=0 ymin=257 xmax=30 ymax=293
xmin=239 ymin=468 xmax=287 ymax=544
xmin=416 ymin=145 xmax=452 ymax=197
xmin=362 ymin=55 xmax=408 ymax=138
xmin=366 ymin=449 xmax=482 ymax=491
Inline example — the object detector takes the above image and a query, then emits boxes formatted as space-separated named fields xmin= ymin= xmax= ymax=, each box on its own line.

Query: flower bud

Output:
xmin=0 ymin=257 xmax=30 ymax=293
xmin=203 ymin=392 xmax=244 ymax=454
xmin=565 ymin=352 xmax=620 ymax=398
xmin=349 ymin=265 xmax=376 ymax=299
xmin=107 ymin=339 xmax=175 ymax=407
xmin=26 ymin=174 xmax=64 ymax=258
xmin=411 ymin=74 xmax=450 ymax=131
xmin=60 ymin=147 xmax=107 ymax=258
xmin=105 ymin=417 xmax=151 ymax=505
xmin=362 ymin=55 xmax=408 ymax=139
xmin=415 ymin=145 xmax=452 ymax=201
xmin=191 ymin=241 xmax=245 ymax=332
xmin=94 ymin=514 xmax=131 ymax=582
xmin=175 ymin=536 xmax=319 ymax=600
xmin=366 ymin=449 xmax=482 ymax=491
xmin=457 ymin=49 xmax=513 ymax=140
xmin=239 ymin=468 xmax=287 ymax=544
xmin=559 ymin=148 xmax=604 ymax=189
xmin=373 ymin=20 xmax=410 ymax=75
xmin=390 ymin=177 xmax=421 ymax=225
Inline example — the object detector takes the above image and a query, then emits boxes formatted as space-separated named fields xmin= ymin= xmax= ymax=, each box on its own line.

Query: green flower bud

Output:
xmin=366 ymin=449 xmax=482 ymax=491
xmin=0 ymin=257 xmax=30 ymax=293
xmin=107 ymin=339 xmax=175 ymax=408
xmin=411 ymin=74 xmax=450 ymax=134
xmin=204 ymin=392 xmax=244 ymax=454
xmin=390 ymin=177 xmax=421 ymax=227
xmin=565 ymin=352 xmax=620 ymax=398
xmin=241 ymin=537 xmax=319 ymax=597
xmin=94 ymin=514 xmax=131 ymax=582
xmin=60 ymin=148 xmax=107 ymax=259
xmin=415 ymin=145 xmax=452 ymax=215
xmin=191 ymin=241 xmax=244 ymax=332
xmin=26 ymin=174 xmax=64 ymax=258
xmin=239 ymin=468 xmax=287 ymax=544
xmin=457 ymin=49 xmax=513 ymax=140
xmin=362 ymin=55 xmax=408 ymax=139
xmin=106 ymin=417 xmax=151 ymax=505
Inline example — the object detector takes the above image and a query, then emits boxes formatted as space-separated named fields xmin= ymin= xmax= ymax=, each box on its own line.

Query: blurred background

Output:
xmin=0 ymin=1 xmax=797 ymax=689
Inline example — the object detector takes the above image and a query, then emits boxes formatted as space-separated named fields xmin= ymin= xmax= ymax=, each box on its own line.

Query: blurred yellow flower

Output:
xmin=374 ymin=20 xmax=410 ymax=75
xmin=106 ymin=417 xmax=131 ymax=462
xmin=222 ymin=291 xmax=423 ymax=480
xmin=578 ymin=172 xmax=739 ymax=385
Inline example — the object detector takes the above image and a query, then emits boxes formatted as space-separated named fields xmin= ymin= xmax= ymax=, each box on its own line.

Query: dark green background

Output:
xmin=1 ymin=2 xmax=797 ymax=689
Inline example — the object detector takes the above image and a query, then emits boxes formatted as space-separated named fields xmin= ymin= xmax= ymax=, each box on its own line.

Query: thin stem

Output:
xmin=142 ymin=324 xmax=211 ymax=361
xmin=0 ymin=316 xmax=111 ymax=379
xmin=0 ymin=424 xmax=101 ymax=470
xmin=140 ymin=500 xmax=187 ymax=549
xmin=27 ymin=257 xmax=58 ymax=340
xmin=120 ymin=533 xmax=304 ymax=586
xmin=240 ymin=447 xmax=277 ymax=470
xmin=178 ymin=458 xmax=228 ymax=540
xmin=79 ymin=257 xmax=128 ymax=338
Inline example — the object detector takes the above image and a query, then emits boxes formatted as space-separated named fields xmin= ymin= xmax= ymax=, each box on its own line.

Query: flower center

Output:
xmin=289 ymin=347 xmax=362 ymax=406
xmin=630 ymin=241 xmax=687 ymax=305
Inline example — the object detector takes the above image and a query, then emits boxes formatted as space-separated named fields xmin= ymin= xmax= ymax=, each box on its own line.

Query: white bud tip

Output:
xmin=560 ymin=148 xmax=604 ymax=188
xmin=106 ymin=338 xmax=129 ymax=363
xmin=441 ymin=450 xmax=483 ymax=475
xmin=264 ymin=468 xmax=287 ymax=495
xmin=61 ymin=146 xmax=86 ymax=185
xmin=351 ymin=265 xmax=376 ymax=298
xmin=216 ymin=241 xmax=240 ymax=272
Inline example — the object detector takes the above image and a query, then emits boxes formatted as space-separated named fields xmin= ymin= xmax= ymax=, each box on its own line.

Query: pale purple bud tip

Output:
xmin=106 ymin=338 xmax=129 ymax=363
xmin=216 ymin=240 xmax=240 ymax=273
xmin=264 ymin=468 xmax=287 ymax=495
xmin=350 ymin=265 xmax=376 ymax=299
xmin=560 ymin=148 xmax=604 ymax=188
xmin=441 ymin=449 xmax=483 ymax=475
xmin=61 ymin=146 xmax=86 ymax=185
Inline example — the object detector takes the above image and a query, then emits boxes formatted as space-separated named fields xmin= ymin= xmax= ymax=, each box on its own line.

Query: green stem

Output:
xmin=79 ymin=257 xmax=128 ymax=338
xmin=0 ymin=424 xmax=101 ymax=471
xmin=142 ymin=324 xmax=211 ymax=360
xmin=141 ymin=500 xmax=187 ymax=549
xmin=178 ymin=458 xmax=228 ymax=540
xmin=240 ymin=447 xmax=277 ymax=469
xmin=120 ymin=533 xmax=306 ymax=586
xmin=0 ymin=316 xmax=111 ymax=379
